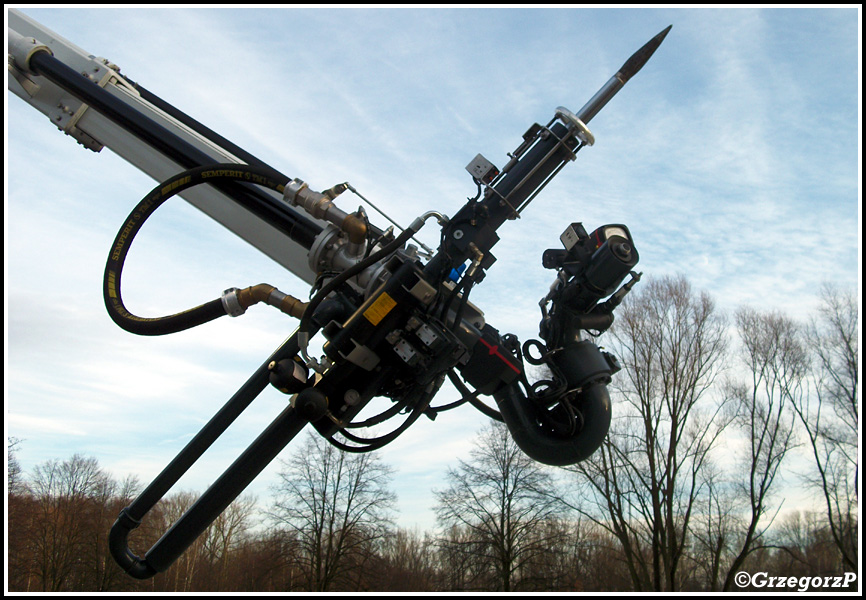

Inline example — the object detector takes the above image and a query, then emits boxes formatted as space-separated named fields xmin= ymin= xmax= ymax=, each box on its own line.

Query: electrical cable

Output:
xmin=426 ymin=394 xmax=469 ymax=414
xmin=446 ymin=370 xmax=503 ymax=422
xmin=438 ymin=274 xmax=470 ymax=326
xmin=103 ymin=163 xmax=290 ymax=336
xmin=344 ymin=399 xmax=409 ymax=429
xmin=327 ymin=380 xmax=439 ymax=453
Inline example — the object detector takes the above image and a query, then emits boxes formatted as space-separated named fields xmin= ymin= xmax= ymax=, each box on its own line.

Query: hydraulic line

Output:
xmin=109 ymin=329 xmax=310 ymax=578
xmin=25 ymin=49 xmax=322 ymax=249
xmin=129 ymin=80 xmax=283 ymax=180
xmin=104 ymin=164 xmax=306 ymax=336
xmin=328 ymin=377 xmax=441 ymax=453
xmin=447 ymin=370 xmax=503 ymax=422
xmin=229 ymin=284 xmax=308 ymax=319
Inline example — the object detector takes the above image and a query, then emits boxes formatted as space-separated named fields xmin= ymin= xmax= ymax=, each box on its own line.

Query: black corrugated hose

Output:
xmin=103 ymin=164 xmax=290 ymax=336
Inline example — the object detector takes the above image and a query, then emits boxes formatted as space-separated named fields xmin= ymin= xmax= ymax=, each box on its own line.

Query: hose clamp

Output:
xmin=283 ymin=178 xmax=307 ymax=206
xmin=221 ymin=288 xmax=246 ymax=317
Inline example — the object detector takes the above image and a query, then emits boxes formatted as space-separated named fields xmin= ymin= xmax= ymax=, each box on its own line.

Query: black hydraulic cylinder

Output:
xmin=131 ymin=81 xmax=387 ymax=242
xmin=27 ymin=50 xmax=322 ymax=249
xmin=423 ymin=25 xmax=671 ymax=281
xmin=132 ymin=81 xmax=283 ymax=180
xmin=425 ymin=120 xmax=577 ymax=280
xmin=483 ymin=121 xmax=577 ymax=230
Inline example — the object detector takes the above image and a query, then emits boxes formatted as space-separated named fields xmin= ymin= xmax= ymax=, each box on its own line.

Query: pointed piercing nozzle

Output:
xmin=574 ymin=25 xmax=672 ymax=125
xmin=618 ymin=25 xmax=672 ymax=83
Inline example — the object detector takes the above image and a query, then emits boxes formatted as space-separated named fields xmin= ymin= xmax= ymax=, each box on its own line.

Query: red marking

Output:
xmin=478 ymin=338 xmax=521 ymax=374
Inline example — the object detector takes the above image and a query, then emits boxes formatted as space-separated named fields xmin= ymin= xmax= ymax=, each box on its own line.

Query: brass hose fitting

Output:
xmin=341 ymin=212 xmax=368 ymax=245
xmin=223 ymin=284 xmax=308 ymax=319
xmin=285 ymin=179 xmax=368 ymax=245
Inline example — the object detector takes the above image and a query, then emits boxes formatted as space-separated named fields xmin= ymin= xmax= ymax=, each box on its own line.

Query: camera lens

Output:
xmin=612 ymin=241 xmax=632 ymax=260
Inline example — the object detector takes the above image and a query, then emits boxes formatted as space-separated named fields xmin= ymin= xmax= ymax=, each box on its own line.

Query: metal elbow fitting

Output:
xmin=222 ymin=285 xmax=308 ymax=319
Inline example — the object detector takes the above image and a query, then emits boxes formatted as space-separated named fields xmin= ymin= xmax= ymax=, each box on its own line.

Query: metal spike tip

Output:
xmin=618 ymin=25 xmax=672 ymax=83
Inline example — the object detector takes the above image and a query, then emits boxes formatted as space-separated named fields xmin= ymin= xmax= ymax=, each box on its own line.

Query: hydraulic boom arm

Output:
xmin=8 ymin=9 xmax=670 ymax=579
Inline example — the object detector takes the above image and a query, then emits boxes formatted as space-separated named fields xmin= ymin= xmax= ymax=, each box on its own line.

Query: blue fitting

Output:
xmin=449 ymin=263 xmax=468 ymax=283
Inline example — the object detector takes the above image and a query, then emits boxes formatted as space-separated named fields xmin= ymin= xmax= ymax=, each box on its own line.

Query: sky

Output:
xmin=5 ymin=6 xmax=861 ymax=538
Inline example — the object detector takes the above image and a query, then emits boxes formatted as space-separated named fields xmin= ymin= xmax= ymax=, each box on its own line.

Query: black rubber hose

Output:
xmin=494 ymin=380 xmax=611 ymax=466
xmin=104 ymin=164 xmax=290 ymax=336
xmin=329 ymin=377 xmax=441 ymax=453
xmin=446 ymin=369 xmax=503 ymax=422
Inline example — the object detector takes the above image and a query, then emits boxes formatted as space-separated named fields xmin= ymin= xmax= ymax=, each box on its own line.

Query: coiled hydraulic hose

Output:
xmin=103 ymin=164 xmax=298 ymax=336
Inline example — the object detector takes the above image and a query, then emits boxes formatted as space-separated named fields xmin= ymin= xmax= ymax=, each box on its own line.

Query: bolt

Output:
xmin=613 ymin=242 xmax=632 ymax=260
xmin=344 ymin=389 xmax=360 ymax=406
xmin=453 ymin=229 xmax=464 ymax=240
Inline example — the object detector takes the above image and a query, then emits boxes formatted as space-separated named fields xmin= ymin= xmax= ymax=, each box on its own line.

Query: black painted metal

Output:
xmin=28 ymin=50 xmax=321 ymax=249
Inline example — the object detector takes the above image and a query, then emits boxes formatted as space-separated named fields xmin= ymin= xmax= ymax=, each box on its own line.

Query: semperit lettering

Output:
xmin=202 ymin=169 xmax=244 ymax=179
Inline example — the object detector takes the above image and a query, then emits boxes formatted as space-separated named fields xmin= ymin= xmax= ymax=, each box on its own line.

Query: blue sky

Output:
xmin=5 ymin=7 xmax=861 ymax=534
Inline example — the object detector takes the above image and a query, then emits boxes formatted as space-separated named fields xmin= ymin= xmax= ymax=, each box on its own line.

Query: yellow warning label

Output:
xmin=363 ymin=292 xmax=397 ymax=326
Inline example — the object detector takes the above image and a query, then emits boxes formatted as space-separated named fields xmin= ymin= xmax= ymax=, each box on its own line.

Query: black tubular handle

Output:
xmin=108 ymin=330 xmax=309 ymax=578
xmin=109 ymin=507 xmax=156 ymax=579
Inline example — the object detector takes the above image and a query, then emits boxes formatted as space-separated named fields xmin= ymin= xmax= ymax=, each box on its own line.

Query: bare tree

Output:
xmin=202 ymin=493 xmax=258 ymax=590
xmin=75 ymin=472 xmax=141 ymax=591
xmin=28 ymin=454 xmax=113 ymax=591
xmin=231 ymin=528 xmax=303 ymax=592
xmin=7 ymin=437 xmax=33 ymax=591
xmin=376 ymin=528 xmax=438 ymax=591
xmin=436 ymin=524 xmax=484 ymax=591
xmin=513 ymin=517 xmax=594 ymax=591
xmin=577 ymin=521 xmax=636 ymax=591
xmin=268 ymin=431 xmax=396 ymax=591
xmin=7 ymin=437 xmax=25 ymax=495
xmin=688 ymin=462 xmax=739 ymax=591
xmin=773 ymin=510 xmax=841 ymax=578
xmin=791 ymin=284 xmax=858 ymax=571
xmin=146 ymin=491 xmax=200 ymax=591
xmin=434 ymin=421 xmax=565 ymax=592
xmin=568 ymin=275 xmax=729 ymax=591
xmin=720 ymin=307 xmax=801 ymax=590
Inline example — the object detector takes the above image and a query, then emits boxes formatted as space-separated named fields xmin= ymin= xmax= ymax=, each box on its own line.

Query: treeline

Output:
xmin=6 ymin=276 xmax=858 ymax=592
xmin=5 ymin=443 xmax=855 ymax=592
